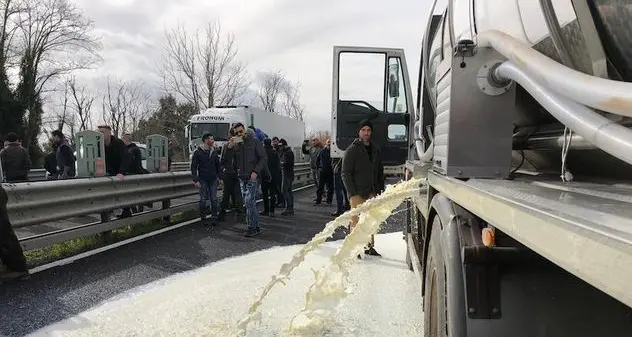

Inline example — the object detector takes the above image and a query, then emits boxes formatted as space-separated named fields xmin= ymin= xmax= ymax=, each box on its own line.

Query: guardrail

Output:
xmin=4 ymin=162 xmax=313 ymax=251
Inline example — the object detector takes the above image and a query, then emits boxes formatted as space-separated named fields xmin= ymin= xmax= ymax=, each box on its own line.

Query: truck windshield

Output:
xmin=190 ymin=123 xmax=231 ymax=140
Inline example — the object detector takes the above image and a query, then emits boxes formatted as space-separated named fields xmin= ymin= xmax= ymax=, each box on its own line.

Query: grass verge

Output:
xmin=24 ymin=210 xmax=200 ymax=268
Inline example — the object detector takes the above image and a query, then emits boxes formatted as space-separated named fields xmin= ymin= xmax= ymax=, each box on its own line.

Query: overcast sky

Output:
xmin=67 ymin=0 xmax=431 ymax=132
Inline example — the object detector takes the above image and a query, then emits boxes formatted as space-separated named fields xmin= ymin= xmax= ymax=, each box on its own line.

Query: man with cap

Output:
xmin=341 ymin=119 xmax=385 ymax=258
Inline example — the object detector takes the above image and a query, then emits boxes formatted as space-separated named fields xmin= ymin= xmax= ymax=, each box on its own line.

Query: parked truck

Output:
xmin=185 ymin=106 xmax=306 ymax=159
xmin=330 ymin=0 xmax=632 ymax=336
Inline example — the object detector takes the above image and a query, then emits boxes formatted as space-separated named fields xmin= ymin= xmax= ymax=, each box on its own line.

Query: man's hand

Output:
xmin=194 ymin=181 xmax=201 ymax=188
xmin=250 ymin=172 xmax=257 ymax=181
xmin=227 ymin=137 xmax=235 ymax=148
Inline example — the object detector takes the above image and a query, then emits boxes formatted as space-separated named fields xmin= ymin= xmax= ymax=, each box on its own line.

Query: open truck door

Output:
xmin=330 ymin=46 xmax=414 ymax=166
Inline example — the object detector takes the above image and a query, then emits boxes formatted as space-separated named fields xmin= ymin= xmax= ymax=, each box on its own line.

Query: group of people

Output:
xmin=190 ymin=123 xmax=296 ymax=238
xmin=192 ymin=119 xmax=386 ymax=258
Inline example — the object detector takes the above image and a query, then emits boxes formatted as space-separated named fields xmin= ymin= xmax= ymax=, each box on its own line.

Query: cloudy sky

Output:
xmin=67 ymin=0 xmax=432 ymax=133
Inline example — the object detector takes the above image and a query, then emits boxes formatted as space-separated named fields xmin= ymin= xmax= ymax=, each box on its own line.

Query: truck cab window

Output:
xmin=338 ymin=52 xmax=386 ymax=111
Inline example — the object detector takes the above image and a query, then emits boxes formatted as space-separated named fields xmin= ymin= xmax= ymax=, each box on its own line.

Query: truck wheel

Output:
xmin=423 ymin=216 xmax=448 ymax=337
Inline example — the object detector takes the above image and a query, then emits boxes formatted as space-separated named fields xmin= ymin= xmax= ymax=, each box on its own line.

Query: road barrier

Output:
xmin=3 ymin=162 xmax=313 ymax=251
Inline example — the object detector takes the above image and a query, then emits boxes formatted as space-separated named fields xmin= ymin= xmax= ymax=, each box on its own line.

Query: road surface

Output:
xmin=0 ymin=184 xmax=422 ymax=336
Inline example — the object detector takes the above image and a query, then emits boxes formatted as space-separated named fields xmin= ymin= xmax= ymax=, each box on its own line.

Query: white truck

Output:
xmin=184 ymin=106 xmax=306 ymax=158
xmin=330 ymin=0 xmax=632 ymax=336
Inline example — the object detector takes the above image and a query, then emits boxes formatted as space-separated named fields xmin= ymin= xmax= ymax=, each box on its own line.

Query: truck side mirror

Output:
xmin=388 ymin=63 xmax=400 ymax=98
xmin=184 ymin=124 xmax=190 ymax=138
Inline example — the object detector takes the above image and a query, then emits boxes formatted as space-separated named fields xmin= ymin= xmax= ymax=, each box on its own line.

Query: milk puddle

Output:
xmin=28 ymin=177 xmax=424 ymax=336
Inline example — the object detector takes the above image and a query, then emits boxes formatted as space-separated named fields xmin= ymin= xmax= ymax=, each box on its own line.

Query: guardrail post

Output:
xmin=162 ymin=199 xmax=171 ymax=222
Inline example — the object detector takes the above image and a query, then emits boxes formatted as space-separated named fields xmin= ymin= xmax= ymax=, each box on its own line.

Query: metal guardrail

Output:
xmin=4 ymin=162 xmax=313 ymax=251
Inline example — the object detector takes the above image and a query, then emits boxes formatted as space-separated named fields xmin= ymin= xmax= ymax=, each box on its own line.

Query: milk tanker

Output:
xmin=330 ymin=0 xmax=632 ymax=336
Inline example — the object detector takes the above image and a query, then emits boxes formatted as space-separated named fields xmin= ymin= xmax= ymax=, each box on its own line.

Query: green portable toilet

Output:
xmin=74 ymin=130 xmax=106 ymax=178
xmin=146 ymin=134 xmax=169 ymax=173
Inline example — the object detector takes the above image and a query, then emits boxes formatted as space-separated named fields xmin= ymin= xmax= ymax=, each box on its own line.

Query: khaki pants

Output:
xmin=348 ymin=193 xmax=376 ymax=248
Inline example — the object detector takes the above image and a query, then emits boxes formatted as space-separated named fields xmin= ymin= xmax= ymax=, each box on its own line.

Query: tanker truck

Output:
xmin=329 ymin=0 xmax=632 ymax=336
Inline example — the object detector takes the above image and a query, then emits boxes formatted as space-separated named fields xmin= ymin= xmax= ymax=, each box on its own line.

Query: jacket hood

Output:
xmin=245 ymin=128 xmax=256 ymax=138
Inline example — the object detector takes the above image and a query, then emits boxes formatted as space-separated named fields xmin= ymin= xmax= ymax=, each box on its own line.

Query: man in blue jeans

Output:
xmin=191 ymin=133 xmax=221 ymax=226
xmin=230 ymin=123 xmax=267 ymax=237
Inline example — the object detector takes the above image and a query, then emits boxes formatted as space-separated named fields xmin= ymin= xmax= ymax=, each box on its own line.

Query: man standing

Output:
xmin=191 ymin=133 xmax=221 ymax=225
xmin=121 ymin=134 xmax=148 ymax=216
xmin=97 ymin=125 xmax=125 ymax=177
xmin=0 ymin=132 xmax=30 ymax=183
xmin=302 ymin=136 xmax=323 ymax=200
xmin=230 ymin=123 xmax=266 ymax=237
xmin=219 ymin=128 xmax=244 ymax=222
xmin=279 ymin=138 xmax=295 ymax=216
xmin=331 ymin=157 xmax=349 ymax=217
xmin=51 ymin=130 xmax=76 ymax=180
xmin=260 ymin=138 xmax=281 ymax=216
xmin=271 ymin=136 xmax=285 ymax=208
xmin=341 ymin=119 xmax=385 ymax=258
xmin=314 ymin=138 xmax=334 ymax=205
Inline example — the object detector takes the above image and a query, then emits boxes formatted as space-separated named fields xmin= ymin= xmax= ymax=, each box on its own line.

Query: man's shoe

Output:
xmin=244 ymin=227 xmax=262 ymax=237
xmin=364 ymin=247 xmax=382 ymax=257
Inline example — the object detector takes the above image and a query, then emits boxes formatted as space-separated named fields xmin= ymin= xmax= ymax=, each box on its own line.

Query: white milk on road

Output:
xmin=27 ymin=232 xmax=423 ymax=336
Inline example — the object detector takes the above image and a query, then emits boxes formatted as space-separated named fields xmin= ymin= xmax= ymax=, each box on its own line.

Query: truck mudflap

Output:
xmin=406 ymin=233 xmax=424 ymax=292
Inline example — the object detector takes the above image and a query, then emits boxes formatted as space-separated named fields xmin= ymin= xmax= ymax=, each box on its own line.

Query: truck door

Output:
xmin=330 ymin=46 xmax=414 ymax=166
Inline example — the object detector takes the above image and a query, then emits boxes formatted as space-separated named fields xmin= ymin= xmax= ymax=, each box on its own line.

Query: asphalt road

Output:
xmin=0 ymin=183 xmax=408 ymax=337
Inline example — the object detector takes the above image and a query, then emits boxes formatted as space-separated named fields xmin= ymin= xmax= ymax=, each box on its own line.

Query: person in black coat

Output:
xmin=260 ymin=138 xmax=282 ymax=216
xmin=314 ymin=138 xmax=334 ymax=205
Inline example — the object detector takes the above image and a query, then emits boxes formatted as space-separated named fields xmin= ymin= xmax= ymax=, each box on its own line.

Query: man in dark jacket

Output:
xmin=260 ymin=138 xmax=281 ymax=216
xmin=271 ymin=136 xmax=285 ymax=207
xmin=314 ymin=138 xmax=334 ymax=205
xmin=98 ymin=125 xmax=126 ymax=177
xmin=121 ymin=134 xmax=147 ymax=175
xmin=331 ymin=157 xmax=350 ymax=217
xmin=191 ymin=133 xmax=222 ymax=225
xmin=341 ymin=119 xmax=385 ymax=258
xmin=120 ymin=134 xmax=148 ymax=217
xmin=219 ymin=128 xmax=244 ymax=222
xmin=230 ymin=123 xmax=266 ymax=237
xmin=302 ymin=137 xmax=323 ymax=201
xmin=0 ymin=132 xmax=30 ymax=183
xmin=279 ymin=138 xmax=295 ymax=216
xmin=51 ymin=130 xmax=76 ymax=179
xmin=0 ymin=184 xmax=29 ymax=282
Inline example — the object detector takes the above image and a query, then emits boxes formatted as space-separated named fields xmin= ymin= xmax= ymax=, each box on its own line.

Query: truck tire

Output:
xmin=423 ymin=216 xmax=448 ymax=337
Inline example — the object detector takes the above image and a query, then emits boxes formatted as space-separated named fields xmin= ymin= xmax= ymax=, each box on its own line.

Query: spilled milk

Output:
xmin=25 ymin=177 xmax=425 ymax=337
xmin=230 ymin=177 xmax=425 ymax=336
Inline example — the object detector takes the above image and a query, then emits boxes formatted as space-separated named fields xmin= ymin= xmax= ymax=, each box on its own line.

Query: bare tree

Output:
xmin=257 ymin=70 xmax=285 ymax=112
xmin=281 ymin=82 xmax=305 ymax=121
xmin=160 ymin=20 xmax=249 ymax=110
xmin=54 ymin=78 xmax=70 ymax=132
xmin=67 ymin=75 xmax=93 ymax=132
xmin=13 ymin=0 xmax=101 ymax=151
xmin=102 ymin=77 xmax=151 ymax=137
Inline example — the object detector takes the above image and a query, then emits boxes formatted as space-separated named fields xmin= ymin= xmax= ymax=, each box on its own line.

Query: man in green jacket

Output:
xmin=341 ymin=119 xmax=385 ymax=258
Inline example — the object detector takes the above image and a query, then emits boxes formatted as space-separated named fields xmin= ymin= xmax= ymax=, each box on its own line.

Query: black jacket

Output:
xmin=317 ymin=147 xmax=333 ymax=173
xmin=341 ymin=138 xmax=385 ymax=199
xmin=122 ymin=143 xmax=146 ymax=175
xmin=191 ymin=146 xmax=221 ymax=182
xmin=233 ymin=129 xmax=267 ymax=180
xmin=264 ymin=144 xmax=282 ymax=183
xmin=220 ymin=145 xmax=238 ymax=178
xmin=280 ymin=147 xmax=295 ymax=178
xmin=105 ymin=136 xmax=126 ymax=176
xmin=0 ymin=143 xmax=30 ymax=182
